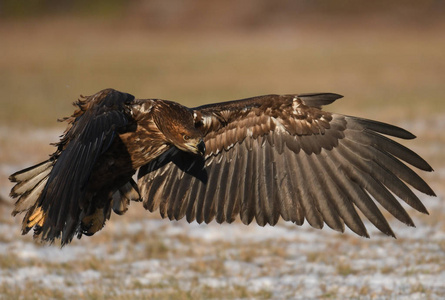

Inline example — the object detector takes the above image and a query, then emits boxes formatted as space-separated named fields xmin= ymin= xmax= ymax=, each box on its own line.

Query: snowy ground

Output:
xmin=0 ymin=118 xmax=444 ymax=299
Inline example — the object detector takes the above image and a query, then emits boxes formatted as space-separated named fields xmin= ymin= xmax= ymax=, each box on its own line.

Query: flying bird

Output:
xmin=9 ymin=89 xmax=435 ymax=246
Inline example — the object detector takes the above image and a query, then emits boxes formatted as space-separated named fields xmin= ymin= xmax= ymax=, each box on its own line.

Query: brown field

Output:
xmin=0 ymin=5 xmax=444 ymax=299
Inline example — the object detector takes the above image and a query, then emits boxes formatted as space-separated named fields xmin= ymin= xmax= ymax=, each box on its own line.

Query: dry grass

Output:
xmin=0 ymin=15 xmax=444 ymax=299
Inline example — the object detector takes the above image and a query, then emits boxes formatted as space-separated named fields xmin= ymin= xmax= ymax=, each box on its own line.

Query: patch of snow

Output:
xmin=199 ymin=277 xmax=228 ymax=288
xmin=247 ymin=276 xmax=275 ymax=292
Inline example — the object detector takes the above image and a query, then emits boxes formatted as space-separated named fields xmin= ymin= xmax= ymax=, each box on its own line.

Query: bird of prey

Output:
xmin=9 ymin=89 xmax=435 ymax=246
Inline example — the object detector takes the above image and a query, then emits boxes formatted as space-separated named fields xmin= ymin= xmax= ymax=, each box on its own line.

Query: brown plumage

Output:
xmin=9 ymin=88 xmax=435 ymax=246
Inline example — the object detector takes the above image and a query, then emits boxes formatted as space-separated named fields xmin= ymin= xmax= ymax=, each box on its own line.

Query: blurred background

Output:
xmin=0 ymin=1 xmax=444 ymax=299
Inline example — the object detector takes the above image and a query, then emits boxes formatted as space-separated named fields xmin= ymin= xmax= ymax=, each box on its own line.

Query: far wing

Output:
xmin=28 ymin=89 xmax=133 ymax=244
xmin=138 ymin=93 xmax=435 ymax=238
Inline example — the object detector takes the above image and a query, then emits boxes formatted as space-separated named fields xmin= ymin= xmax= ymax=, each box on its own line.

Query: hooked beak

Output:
xmin=183 ymin=138 xmax=206 ymax=156
xmin=196 ymin=139 xmax=206 ymax=156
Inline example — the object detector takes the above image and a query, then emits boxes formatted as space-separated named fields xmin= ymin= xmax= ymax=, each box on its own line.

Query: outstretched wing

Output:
xmin=10 ymin=88 xmax=135 ymax=244
xmin=138 ymin=93 xmax=435 ymax=238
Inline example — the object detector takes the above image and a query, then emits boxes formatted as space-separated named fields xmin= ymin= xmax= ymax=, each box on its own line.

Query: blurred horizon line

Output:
xmin=1 ymin=0 xmax=444 ymax=31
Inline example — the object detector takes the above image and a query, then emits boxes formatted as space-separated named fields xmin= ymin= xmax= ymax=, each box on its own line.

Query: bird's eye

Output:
xmin=183 ymin=135 xmax=190 ymax=141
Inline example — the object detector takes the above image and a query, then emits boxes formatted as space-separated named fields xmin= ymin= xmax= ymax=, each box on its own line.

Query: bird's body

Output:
xmin=9 ymin=89 xmax=435 ymax=246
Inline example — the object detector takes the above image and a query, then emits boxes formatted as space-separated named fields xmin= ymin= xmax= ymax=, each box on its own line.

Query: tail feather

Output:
xmin=11 ymin=167 xmax=51 ymax=197
xmin=10 ymin=160 xmax=54 ymax=216
xmin=14 ymin=179 xmax=48 ymax=217
xmin=9 ymin=160 xmax=53 ymax=183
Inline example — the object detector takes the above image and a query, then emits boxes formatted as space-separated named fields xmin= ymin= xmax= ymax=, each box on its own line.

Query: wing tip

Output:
xmin=297 ymin=93 xmax=344 ymax=107
xmin=8 ymin=174 xmax=17 ymax=182
xmin=383 ymin=228 xmax=397 ymax=239
xmin=401 ymin=131 xmax=416 ymax=140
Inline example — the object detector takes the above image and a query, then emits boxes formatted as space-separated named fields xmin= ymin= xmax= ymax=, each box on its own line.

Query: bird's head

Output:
xmin=154 ymin=101 xmax=206 ymax=156
xmin=175 ymin=131 xmax=206 ymax=156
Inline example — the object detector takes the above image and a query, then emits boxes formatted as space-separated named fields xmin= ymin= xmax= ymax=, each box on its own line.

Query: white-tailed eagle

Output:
xmin=9 ymin=89 xmax=435 ymax=246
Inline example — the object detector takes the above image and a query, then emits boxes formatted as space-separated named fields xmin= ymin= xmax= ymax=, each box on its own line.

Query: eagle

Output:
xmin=9 ymin=88 xmax=435 ymax=246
